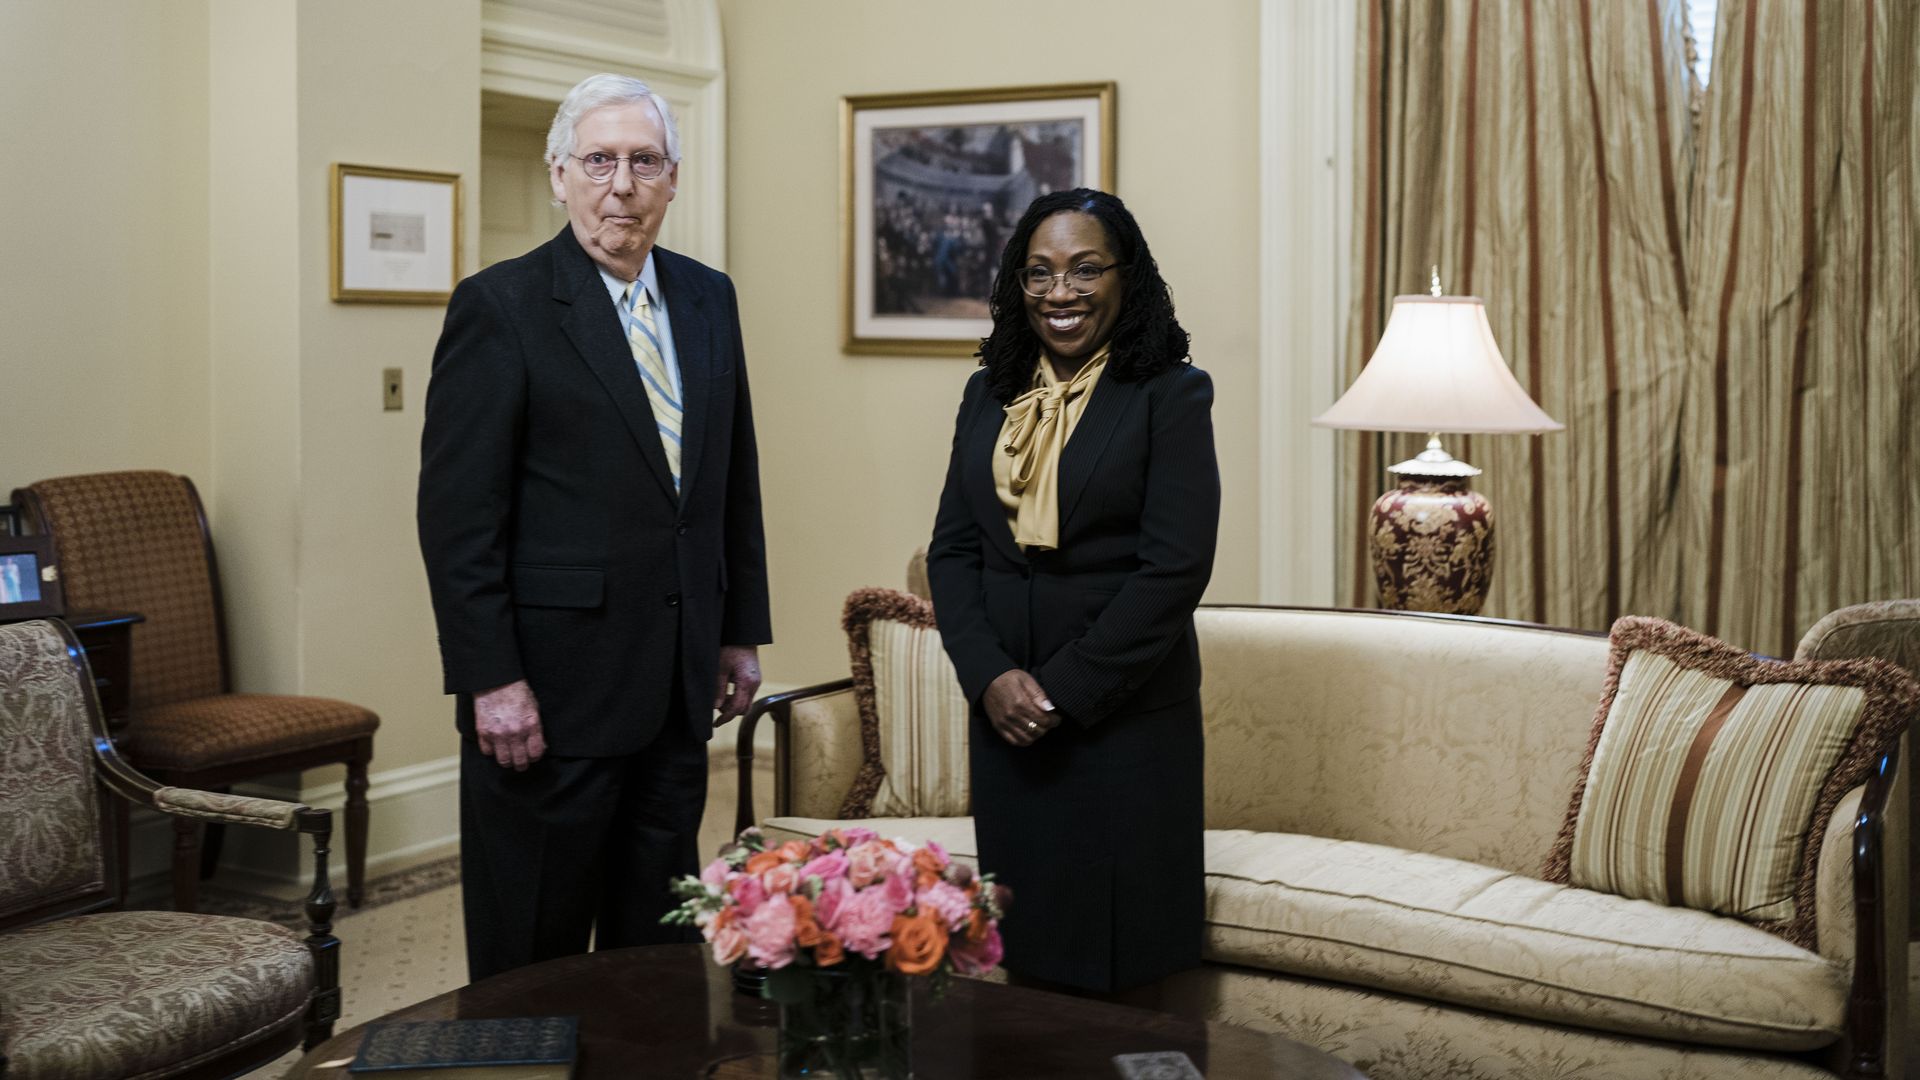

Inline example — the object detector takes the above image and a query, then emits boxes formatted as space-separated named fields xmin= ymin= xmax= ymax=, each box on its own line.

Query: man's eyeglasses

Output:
xmin=1018 ymin=263 xmax=1123 ymax=298
xmin=569 ymin=151 xmax=670 ymax=183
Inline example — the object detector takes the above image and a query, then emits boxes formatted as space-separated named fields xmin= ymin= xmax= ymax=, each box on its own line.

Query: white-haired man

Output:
xmin=418 ymin=73 xmax=770 ymax=978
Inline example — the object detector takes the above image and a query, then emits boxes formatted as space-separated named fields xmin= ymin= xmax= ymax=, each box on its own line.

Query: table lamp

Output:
xmin=1314 ymin=272 xmax=1563 ymax=614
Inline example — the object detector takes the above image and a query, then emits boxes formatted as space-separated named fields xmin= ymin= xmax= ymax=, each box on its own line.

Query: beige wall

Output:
xmin=1 ymin=0 xmax=476 ymax=784
xmin=719 ymin=0 xmax=1264 ymax=689
xmin=289 ymin=0 xmax=482 ymax=782
xmin=0 ymin=0 xmax=212 ymax=492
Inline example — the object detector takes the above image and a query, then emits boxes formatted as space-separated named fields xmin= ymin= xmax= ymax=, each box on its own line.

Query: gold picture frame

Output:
xmin=330 ymin=164 xmax=463 ymax=304
xmin=842 ymin=82 xmax=1117 ymax=356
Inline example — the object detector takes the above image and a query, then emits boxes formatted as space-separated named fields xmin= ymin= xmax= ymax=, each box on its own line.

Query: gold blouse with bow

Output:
xmin=993 ymin=345 xmax=1111 ymax=552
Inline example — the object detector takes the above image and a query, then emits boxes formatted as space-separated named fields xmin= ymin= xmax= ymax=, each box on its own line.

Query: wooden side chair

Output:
xmin=13 ymin=470 xmax=379 ymax=910
xmin=0 ymin=618 xmax=340 ymax=1078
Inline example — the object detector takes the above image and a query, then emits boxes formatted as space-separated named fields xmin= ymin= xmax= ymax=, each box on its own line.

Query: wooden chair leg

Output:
xmin=345 ymin=757 xmax=370 ymax=907
xmin=171 ymin=815 xmax=201 ymax=913
xmin=199 ymin=785 xmax=232 ymax=880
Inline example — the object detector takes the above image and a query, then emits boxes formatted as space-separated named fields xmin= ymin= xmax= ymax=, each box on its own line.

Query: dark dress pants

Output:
xmin=459 ymin=712 xmax=708 ymax=981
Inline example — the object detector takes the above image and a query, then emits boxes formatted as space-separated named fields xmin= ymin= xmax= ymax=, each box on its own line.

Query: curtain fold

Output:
xmin=1342 ymin=0 xmax=1918 ymax=654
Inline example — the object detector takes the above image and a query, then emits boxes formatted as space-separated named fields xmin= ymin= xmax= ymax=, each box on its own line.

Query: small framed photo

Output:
xmin=0 ymin=535 xmax=64 ymax=620
xmin=843 ymin=82 xmax=1116 ymax=356
xmin=330 ymin=164 xmax=463 ymax=304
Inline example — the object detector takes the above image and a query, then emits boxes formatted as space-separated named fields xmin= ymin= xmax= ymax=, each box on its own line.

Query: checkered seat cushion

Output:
xmin=123 ymin=693 xmax=380 ymax=771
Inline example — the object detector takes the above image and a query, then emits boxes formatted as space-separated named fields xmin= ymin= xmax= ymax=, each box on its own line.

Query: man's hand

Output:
xmin=474 ymin=679 xmax=546 ymax=770
xmin=982 ymin=669 xmax=1057 ymax=747
xmin=713 ymin=645 xmax=762 ymax=726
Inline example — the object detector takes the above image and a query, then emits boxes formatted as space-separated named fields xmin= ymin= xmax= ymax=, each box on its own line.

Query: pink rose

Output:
xmin=815 ymin=876 xmax=851 ymax=930
xmin=700 ymin=858 xmax=732 ymax=889
xmin=882 ymin=868 xmax=914 ymax=912
xmin=799 ymin=851 xmax=849 ymax=884
xmin=847 ymin=841 xmax=889 ymax=888
xmin=838 ymin=827 xmax=879 ymax=848
xmin=730 ymin=875 xmax=767 ymax=917
xmin=744 ymin=889 xmax=798 ymax=969
xmin=711 ymin=926 xmax=748 ymax=966
xmin=763 ymin=864 xmax=799 ymax=896
xmin=949 ymin=925 xmax=1003 ymax=975
xmin=836 ymin=886 xmax=898 ymax=959
xmin=916 ymin=881 xmax=973 ymax=931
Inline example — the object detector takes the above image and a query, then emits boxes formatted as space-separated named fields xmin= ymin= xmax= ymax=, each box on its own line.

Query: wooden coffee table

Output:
xmin=288 ymin=945 xmax=1366 ymax=1078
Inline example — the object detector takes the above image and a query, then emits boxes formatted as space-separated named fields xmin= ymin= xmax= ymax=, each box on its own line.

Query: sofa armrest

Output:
xmin=735 ymin=679 xmax=856 ymax=835
xmin=1825 ymin=736 xmax=1908 ymax=1080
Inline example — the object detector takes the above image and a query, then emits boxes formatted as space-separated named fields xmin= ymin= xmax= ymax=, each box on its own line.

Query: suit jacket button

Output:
xmin=665 ymin=593 xmax=681 ymax=607
xmin=677 ymin=522 xmax=688 ymax=535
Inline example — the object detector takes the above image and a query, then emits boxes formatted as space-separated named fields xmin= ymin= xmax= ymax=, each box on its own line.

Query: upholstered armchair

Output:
xmin=12 ymin=470 xmax=379 ymax=910
xmin=1798 ymin=599 xmax=1920 ymax=940
xmin=0 ymin=618 xmax=340 ymax=1079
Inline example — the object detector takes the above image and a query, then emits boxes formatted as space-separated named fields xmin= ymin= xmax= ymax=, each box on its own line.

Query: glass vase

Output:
xmin=769 ymin=964 xmax=911 ymax=1079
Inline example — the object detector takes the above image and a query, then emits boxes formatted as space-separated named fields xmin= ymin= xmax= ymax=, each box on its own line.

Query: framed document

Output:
xmin=330 ymin=164 xmax=462 ymax=304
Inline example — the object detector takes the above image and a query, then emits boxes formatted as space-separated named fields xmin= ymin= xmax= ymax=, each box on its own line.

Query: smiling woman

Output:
xmin=926 ymin=188 xmax=1221 ymax=998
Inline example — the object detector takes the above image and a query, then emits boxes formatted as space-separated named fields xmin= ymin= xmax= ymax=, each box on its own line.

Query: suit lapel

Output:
xmin=1054 ymin=371 xmax=1130 ymax=535
xmin=552 ymin=230 xmax=678 ymax=503
xmin=654 ymin=250 xmax=711 ymax=499
xmin=963 ymin=388 xmax=1026 ymax=565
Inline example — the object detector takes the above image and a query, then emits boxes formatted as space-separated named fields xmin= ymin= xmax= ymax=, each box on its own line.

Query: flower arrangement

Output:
xmin=666 ymin=826 xmax=1007 ymax=983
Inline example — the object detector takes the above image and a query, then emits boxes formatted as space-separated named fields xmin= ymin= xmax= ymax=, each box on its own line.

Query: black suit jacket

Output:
xmin=926 ymin=362 xmax=1219 ymax=726
xmin=418 ymin=227 xmax=771 ymax=756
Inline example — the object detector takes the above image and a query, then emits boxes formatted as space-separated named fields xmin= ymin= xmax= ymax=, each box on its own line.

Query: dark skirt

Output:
xmin=967 ymin=691 xmax=1205 ymax=992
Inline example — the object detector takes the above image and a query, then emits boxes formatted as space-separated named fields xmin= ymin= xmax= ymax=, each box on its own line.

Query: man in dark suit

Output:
xmin=417 ymin=73 xmax=770 ymax=980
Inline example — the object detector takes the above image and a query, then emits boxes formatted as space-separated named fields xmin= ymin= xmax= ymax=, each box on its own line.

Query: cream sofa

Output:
xmin=736 ymin=606 xmax=1910 ymax=1080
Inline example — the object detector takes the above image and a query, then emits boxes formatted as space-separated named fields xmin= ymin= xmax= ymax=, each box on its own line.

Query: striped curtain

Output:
xmin=1341 ymin=0 xmax=1920 ymax=656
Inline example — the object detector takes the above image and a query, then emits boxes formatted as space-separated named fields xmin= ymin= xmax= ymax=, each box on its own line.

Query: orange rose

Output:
xmin=745 ymin=850 xmax=783 ymax=876
xmin=964 ymin=909 xmax=990 ymax=944
xmin=885 ymin=911 xmax=949 ymax=976
xmin=814 ymin=931 xmax=845 ymax=966
xmin=712 ymin=907 xmax=737 ymax=932
xmin=778 ymin=840 xmax=812 ymax=862
xmin=791 ymin=894 xmax=826 ymax=948
xmin=912 ymin=848 xmax=945 ymax=890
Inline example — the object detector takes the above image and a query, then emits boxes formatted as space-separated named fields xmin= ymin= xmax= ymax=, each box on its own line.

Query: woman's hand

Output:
xmin=983 ymin=669 xmax=1059 ymax=746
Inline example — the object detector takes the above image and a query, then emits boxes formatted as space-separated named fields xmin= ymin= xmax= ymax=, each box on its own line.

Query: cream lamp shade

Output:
xmin=1314 ymin=295 xmax=1562 ymax=436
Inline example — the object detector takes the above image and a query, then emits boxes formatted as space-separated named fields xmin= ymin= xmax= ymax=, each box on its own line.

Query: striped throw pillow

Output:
xmin=837 ymin=588 xmax=971 ymax=819
xmin=1544 ymin=617 xmax=1917 ymax=948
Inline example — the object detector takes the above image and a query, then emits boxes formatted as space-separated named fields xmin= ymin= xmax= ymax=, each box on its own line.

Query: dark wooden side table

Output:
xmin=288 ymin=945 xmax=1370 ymax=1079
xmin=65 ymin=610 xmax=143 ymax=730
xmin=65 ymin=610 xmax=145 ymax=904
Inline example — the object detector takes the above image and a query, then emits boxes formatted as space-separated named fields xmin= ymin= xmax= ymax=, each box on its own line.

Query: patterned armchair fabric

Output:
xmin=0 ymin=911 xmax=312 ymax=1080
xmin=0 ymin=621 xmax=105 ymax=921
xmin=0 ymin=620 xmax=328 ymax=1078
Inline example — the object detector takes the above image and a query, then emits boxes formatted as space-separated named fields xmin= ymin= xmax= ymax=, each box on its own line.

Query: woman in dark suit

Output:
xmin=927 ymin=189 xmax=1219 ymax=994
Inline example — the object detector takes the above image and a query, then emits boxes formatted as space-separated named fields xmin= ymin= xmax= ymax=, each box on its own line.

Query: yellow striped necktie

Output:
xmin=622 ymin=284 xmax=683 ymax=491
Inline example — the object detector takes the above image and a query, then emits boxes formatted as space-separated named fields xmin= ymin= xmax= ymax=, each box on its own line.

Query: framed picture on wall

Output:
xmin=330 ymin=164 xmax=463 ymax=304
xmin=843 ymin=82 xmax=1116 ymax=356
xmin=0 ymin=535 xmax=64 ymax=620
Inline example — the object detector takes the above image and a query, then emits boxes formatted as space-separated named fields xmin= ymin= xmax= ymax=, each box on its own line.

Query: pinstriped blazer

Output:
xmin=926 ymin=361 xmax=1220 ymax=726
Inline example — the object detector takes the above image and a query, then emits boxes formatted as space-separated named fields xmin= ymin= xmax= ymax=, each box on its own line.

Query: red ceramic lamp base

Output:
xmin=1368 ymin=469 xmax=1495 ymax=616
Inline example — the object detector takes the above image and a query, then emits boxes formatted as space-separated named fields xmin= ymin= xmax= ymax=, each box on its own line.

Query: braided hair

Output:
xmin=976 ymin=189 xmax=1190 ymax=404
